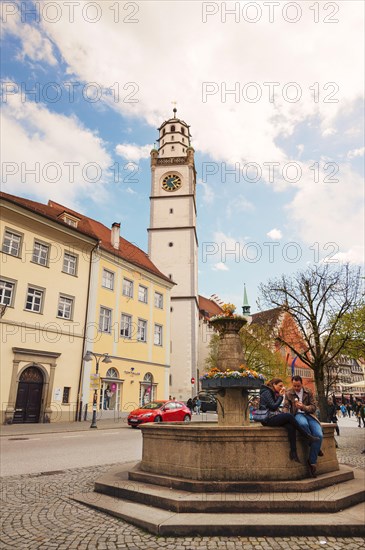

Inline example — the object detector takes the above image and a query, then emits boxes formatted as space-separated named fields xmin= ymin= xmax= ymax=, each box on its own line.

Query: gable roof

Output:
xmin=0 ymin=192 xmax=172 ymax=284
xmin=250 ymin=307 xmax=283 ymax=330
xmin=199 ymin=295 xmax=223 ymax=320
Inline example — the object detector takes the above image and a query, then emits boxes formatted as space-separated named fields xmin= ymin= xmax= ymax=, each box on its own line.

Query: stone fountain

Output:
xmin=73 ymin=307 xmax=364 ymax=536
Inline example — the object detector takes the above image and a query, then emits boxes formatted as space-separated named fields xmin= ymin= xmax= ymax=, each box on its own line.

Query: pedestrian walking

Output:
xmin=355 ymin=400 xmax=365 ymax=428
xmin=187 ymin=398 xmax=194 ymax=414
xmin=327 ymin=398 xmax=340 ymax=436
xmin=195 ymin=397 xmax=201 ymax=415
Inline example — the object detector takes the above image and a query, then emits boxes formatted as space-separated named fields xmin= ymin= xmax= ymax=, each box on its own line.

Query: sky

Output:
xmin=1 ymin=0 xmax=364 ymax=311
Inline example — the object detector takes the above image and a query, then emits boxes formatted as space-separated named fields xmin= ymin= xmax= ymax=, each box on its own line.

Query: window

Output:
xmin=169 ymin=208 xmax=173 ymax=214
xmin=168 ymin=242 xmax=173 ymax=247
xmin=171 ymin=135 xmax=174 ymax=140
xmin=63 ymin=252 xmax=77 ymax=276
xmin=102 ymin=269 xmax=114 ymax=290
xmin=122 ymin=278 xmax=133 ymax=298
xmin=32 ymin=241 xmax=49 ymax=266
xmin=64 ymin=218 xmax=77 ymax=227
xmin=171 ymin=146 xmax=175 ymax=151
xmin=121 ymin=313 xmax=132 ymax=338
xmin=171 ymin=125 xmax=175 ymax=132
xmin=2 ymin=230 xmax=21 ymax=257
xmin=99 ymin=307 xmax=112 ymax=333
xmin=62 ymin=387 xmax=71 ymax=404
xmin=154 ymin=324 xmax=163 ymax=346
xmin=154 ymin=292 xmax=163 ymax=309
xmin=138 ymin=285 xmax=148 ymax=303
xmin=25 ymin=287 xmax=44 ymax=313
xmin=57 ymin=295 xmax=74 ymax=320
xmin=0 ymin=279 xmax=15 ymax=306
xmin=182 ymin=137 xmax=185 ymax=142
xmin=137 ymin=319 xmax=147 ymax=342
xmin=181 ymin=127 xmax=185 ymax=134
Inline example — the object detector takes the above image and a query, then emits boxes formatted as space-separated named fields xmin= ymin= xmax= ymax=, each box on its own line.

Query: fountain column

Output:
xmin=202 ymin=316 xmax=263 ymax=427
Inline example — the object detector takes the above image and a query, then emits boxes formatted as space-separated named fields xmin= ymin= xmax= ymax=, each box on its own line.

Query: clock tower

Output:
xmin=148 ymin=109 xmax=198 ymax=400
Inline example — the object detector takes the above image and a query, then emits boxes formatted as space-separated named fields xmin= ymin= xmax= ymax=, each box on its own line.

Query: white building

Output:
xmin=148 ymin=110 xmax=199 ymax=400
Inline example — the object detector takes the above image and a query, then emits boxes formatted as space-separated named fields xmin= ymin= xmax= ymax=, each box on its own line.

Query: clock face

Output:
xmin=162 ymin=174 xmax=182 ymax=192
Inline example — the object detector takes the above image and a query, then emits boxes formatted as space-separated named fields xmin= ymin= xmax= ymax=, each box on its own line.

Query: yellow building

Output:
xmin=0 ymin=192 xmax=174 ymax=424
xmin=0 ymin=192 xmax=97 ymax=423
xmin=77 ymin=218 xmax=174 ymax=420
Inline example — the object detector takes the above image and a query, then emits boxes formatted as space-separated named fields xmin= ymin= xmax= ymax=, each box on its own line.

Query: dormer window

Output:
xmin=171 ymin=125 xmax=175 ymax=132
xmin=58 ymin=212 xmax=80 ymax=228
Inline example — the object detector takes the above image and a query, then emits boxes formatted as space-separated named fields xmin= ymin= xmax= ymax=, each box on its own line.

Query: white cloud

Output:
xmin=3 ymin=11 xmax=57 ymax=66
xmin=347 ymin=147 xmax=365 ymax=159
xmin=212 ymin=262 xmax=229 ymax=272
xmin=11 ymin=0 xmax=360 ymax=167
xmin=267 ymin=228 xmax=283 ymax=240
xmin=226 ymin=195 xmax=254 ymax=217
xmin=1 ymin=84 xmax=112 ymax=206
xmin=115 ymin=143 xmax=152 ymax=163
xmin=198 ymin=179 xmax=215 ymax=204
xmin=286 ymin=162 xmax=364 ymax=265
xmin=126 ymin=187 xmax=137 ymax=195
xmin=322 ymin=128 xmax=337 ymax=137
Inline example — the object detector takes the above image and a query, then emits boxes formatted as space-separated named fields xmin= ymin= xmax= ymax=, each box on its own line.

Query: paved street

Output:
xmin=1 ymin=418 xmax=364 ymax=549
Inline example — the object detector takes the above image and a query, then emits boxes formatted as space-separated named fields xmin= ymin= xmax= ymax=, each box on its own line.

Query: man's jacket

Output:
xmin=283 ymin=387 xmax=320 ymax=423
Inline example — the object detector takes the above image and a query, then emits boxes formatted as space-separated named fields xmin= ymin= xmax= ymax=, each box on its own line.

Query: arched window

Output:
xmin=181 ymin=127 xmax=185 ymax=134
xmin=144 ymin=372 xmax=153 ymax=383
xmin=106 ymin=367 xmax=119 ymax=378
xmin=170 ymin=125 xmax=175 ymax=132
xmin=162 ymin=128 xmax=165 ymax=135
xmin=20 ymin=366 xmax=43 ymax=383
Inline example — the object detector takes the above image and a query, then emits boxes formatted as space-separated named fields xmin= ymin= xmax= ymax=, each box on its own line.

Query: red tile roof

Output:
xmin=251 ymin=307 xmax=283 ymax=330
xmin=1 ymin=192 xmax=172 ymax=283
xmin=199 ymin=295 xmax=223 ymax=320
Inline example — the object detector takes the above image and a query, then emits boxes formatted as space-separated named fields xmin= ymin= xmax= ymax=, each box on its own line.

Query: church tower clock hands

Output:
xmin=148 ymin=109 xmax=199 ymax=401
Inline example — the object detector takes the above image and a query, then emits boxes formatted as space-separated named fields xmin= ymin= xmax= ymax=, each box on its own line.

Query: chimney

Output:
xmin=111 ymin=222 xmax=120 ymax=249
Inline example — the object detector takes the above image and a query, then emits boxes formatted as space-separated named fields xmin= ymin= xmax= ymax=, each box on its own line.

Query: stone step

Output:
xmin=72 ymin=492 xmax=365 ymax=537
xmin=93 ymin=464 xmax=364 ymax=514
xmin=128 ymin=462 xmax=354 ymax=493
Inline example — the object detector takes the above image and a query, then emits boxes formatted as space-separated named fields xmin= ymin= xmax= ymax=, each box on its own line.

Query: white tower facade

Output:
xmin=148 ymin=110 xmax=198 ymax=400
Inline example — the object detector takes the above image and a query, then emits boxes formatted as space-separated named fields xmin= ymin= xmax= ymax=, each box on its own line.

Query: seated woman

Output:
xmin=258 ymin=378 xmax=319 ymax=462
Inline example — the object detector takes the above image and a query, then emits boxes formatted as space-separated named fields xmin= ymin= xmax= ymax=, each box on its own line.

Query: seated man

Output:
xmin=283 ymin=375 xmax=323 ymax=477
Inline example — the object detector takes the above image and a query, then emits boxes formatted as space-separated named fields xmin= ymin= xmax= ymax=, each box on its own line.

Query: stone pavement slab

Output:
xmin=1 ymin=426 xmax=364 ymax=549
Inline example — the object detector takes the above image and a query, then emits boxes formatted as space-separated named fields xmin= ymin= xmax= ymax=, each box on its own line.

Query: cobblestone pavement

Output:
xmin=1 ymin=426 xmax=364 ymax=550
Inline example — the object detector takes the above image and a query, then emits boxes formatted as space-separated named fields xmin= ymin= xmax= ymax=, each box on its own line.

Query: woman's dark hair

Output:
xmin=267 ymin=378 xmax=283 ymax=389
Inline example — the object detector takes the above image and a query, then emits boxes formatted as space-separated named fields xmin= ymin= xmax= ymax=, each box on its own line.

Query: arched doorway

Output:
xmin=139 ymin=372 xmax=157 ymax=405
xmin=13 ymin=366 xmax=44 ymax=423
xmin=100 ymin=367 xmax=122 ymax=412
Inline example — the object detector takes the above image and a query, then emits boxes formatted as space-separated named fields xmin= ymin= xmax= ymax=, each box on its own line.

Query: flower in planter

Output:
xmin=201 ymin=367 xmax=265 ymax=381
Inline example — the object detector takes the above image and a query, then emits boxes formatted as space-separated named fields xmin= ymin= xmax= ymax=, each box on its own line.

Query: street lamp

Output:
xmin=83 ymin=350 xmax=112 ymax=428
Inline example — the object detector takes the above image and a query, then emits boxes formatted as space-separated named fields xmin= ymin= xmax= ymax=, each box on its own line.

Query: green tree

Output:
xmin=259 ymin=263 xmax=363 ymax=420
xmin=240 ymin=322 xmax=287 ymax=380
xmin=330 ymin=302 xmax=365 ymax=360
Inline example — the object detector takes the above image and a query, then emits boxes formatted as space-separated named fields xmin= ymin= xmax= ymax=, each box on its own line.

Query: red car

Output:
xmin=128 ymin=400 xmax=191 ymax=427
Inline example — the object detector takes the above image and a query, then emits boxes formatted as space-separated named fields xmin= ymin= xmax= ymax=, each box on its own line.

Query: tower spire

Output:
xmin=172 ymin=101 xmax=177 ymax=118
xmin=242 ymin=284 xmax=251 ymax=315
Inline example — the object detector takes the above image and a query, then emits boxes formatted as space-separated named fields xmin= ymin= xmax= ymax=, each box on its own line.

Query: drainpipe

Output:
xmin=75 ymin=240 xmax=100 ymax=421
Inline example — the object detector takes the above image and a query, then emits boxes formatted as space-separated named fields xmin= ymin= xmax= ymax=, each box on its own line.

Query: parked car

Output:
xmin=192 ymin=393 xmax=217 ymax=413
xmin=128 ymin=400 xmax=191 ymax=427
